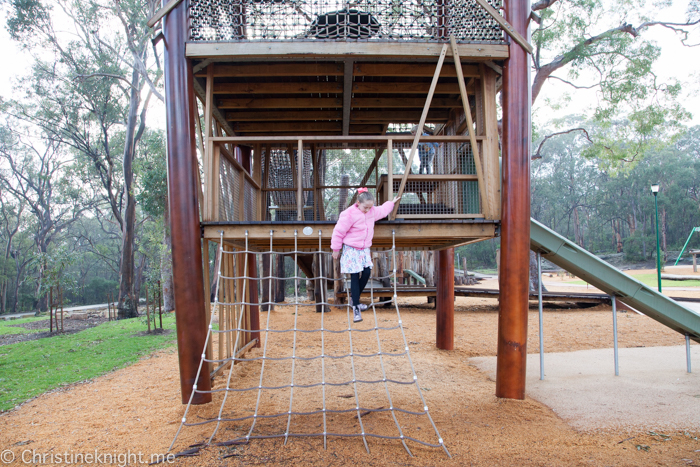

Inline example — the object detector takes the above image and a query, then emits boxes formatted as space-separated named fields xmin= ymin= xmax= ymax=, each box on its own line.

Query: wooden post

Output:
xmin=49 ymin=288 xmax=53 ymax=333
xmin=163 ymin=1 xmax=212 ymax=404
xmin=261 ymin=253 xmax=272 ymax=311
xmin=463 ymin=257 xmax=469 ymax=285
xmin=145 ymin=283 xmax=151 ymax=333
xmin=158 ymin=280 xmax=163 ymax=329
xmin=496 ymin=0 xmax=531 ymax=400
xmin=334 ymin=257 xmax=345 ymax=305
xmin=436 ymin=248 xmax=455 ymax=350
xmin=59 ymin=286 xmax=64 ymax=333
xmin=275 ymin=254 xmax=286 ymax=302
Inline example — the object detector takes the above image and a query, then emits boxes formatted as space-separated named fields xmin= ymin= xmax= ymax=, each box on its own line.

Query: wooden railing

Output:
xmin=200 ymin=135 xmax=500 ymax=223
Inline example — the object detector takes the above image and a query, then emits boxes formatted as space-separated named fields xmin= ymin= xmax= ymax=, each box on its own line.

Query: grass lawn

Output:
xmin=0 ymin=316 xmax=45 ymax=335
xmin=566 ymin=272 xmax=700 ymax=288
xmin=0 ymin=315 xmax=177 ymax=412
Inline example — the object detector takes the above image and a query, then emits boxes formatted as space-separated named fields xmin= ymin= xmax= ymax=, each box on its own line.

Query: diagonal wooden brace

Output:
xmin=391 ymin=43 xmax=449 ymax=220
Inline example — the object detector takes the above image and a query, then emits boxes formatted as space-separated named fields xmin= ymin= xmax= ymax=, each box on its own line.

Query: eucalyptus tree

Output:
xmin=531 ymin=0 xmax=698 ymax=165
xmin=5 ymin=0 xmax=163 ymax=318
xmin=0 ymin=121 xmax=95 ymax=311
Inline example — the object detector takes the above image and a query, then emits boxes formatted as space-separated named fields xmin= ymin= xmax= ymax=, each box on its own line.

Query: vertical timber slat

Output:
xmin=481 ymin=64 xmax=501 ymax=220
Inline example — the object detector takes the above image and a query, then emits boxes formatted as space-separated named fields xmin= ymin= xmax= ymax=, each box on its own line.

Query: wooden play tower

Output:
xmin=160 ymin=0 xmax=530 ymax=405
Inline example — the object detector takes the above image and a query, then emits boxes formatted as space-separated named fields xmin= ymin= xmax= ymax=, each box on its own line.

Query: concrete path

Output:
xmin=471 ymin=345 xmax=700 ymax=431
xmin=0 ymin=302 xmax=118 ymax=320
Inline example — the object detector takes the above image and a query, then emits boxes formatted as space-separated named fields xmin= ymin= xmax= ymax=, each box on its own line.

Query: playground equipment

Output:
xmin=160 ymin=0 xmax=533 ymax=408
xmin=170 ymin=230 xmax=450 ymax=457
xmin=531 ymin=219 xmax=700 ymax=341
xmin=675 ymin=227 xmax=700 ymax=266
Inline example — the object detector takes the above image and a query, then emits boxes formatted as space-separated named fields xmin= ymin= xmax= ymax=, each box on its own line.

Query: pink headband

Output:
xmin=358 ymin=187 xmax=368 ymax=194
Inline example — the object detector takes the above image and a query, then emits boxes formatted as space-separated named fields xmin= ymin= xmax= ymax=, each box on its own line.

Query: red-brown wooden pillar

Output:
xmin=436 ymin=248 xmax=455 ymax=350
xmin=163 ymin=1 xmax=212 ymax=404
xmin=496 ymin=0 xmax=531 ymax=399
xmin=240 ymin=146 xmax=261 ymax=347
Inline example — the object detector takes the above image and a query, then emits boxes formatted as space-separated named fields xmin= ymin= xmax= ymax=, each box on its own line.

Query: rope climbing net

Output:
xmin=169 ymin=229 xmax=451 ymax=458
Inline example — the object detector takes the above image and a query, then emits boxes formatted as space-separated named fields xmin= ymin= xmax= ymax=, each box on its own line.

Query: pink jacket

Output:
xmin=331 ymin=201 xmax=394 ymax=251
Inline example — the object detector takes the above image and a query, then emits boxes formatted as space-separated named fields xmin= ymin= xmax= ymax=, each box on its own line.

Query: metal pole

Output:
xmin=686 ymin=334 xmax=692 ymax=373
xmin=654 ymin=193 xmax=662 ymax=293
xmin=612 ymin=295 xmax=619 ymax=376
xmin=537 ymin=251 xmax=544 ymax=380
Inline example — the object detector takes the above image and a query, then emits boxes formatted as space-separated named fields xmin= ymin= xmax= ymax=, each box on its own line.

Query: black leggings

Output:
xmin=350 ymin=267 xmax=371 ymax=307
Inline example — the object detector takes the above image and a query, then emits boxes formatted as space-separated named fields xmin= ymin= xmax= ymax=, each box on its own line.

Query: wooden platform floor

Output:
xmin=202 ymin=219 xmax=498 ymax=251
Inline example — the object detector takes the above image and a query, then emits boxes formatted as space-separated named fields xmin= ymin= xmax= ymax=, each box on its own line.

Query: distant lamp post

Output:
xmin=651 ymin=183 xmax=662 ymax=292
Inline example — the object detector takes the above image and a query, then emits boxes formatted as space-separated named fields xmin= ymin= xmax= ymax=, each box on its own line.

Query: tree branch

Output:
xmin=532 ymin=127 xmax=593 ymax=160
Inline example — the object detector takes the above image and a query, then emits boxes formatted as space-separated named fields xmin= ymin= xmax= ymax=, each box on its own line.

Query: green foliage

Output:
xmin=134 ymin=130 xmax=167 ymax=219
xmin=532 ymin=0 xmax=693 ymax=167
xmin=533 ymin=124 xmax=700 ymax=258
xmin=0 ymin=315 xmax=176 ymax=412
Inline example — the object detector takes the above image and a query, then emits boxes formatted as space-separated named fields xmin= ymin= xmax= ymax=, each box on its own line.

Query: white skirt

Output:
xmin=340 ymin=245 xmax=373 ymax=274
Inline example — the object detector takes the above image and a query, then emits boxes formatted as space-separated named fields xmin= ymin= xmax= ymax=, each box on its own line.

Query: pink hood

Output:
xmin=331 ymin=201 xmax=394 ymax=251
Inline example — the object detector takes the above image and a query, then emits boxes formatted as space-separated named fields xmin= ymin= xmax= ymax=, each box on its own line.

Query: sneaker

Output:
xmin=352 ymin=306 xmax=363 ymax=323
xmin=349 ymin=298 xmax=368 ymax=311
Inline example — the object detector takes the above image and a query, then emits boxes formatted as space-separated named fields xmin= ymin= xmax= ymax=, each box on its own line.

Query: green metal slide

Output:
xmin=530 ymin=218 xmax=700 ymax=341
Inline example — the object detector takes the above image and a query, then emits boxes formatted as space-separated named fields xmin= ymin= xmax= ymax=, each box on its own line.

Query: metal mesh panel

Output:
xmin=244 ymin=177 xmax=257 ymax=221
xmin=189 ymin=0 xmax=505 ymax=43
xmin=386 ymin=140 xmax=479 ymax=216
xmin=265 ymin=146 xmax=315 ymax=221
xmin=220 ymin=157 xmax=241 ymax=221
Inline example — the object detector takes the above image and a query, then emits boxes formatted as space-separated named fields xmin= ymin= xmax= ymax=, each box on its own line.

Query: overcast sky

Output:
xmin=0 ymin=1 xmax=698 ymax=130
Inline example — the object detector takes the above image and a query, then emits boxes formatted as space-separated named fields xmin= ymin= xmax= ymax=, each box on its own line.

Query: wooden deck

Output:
xmin=201 ymin=219 xmax=498 ymax=251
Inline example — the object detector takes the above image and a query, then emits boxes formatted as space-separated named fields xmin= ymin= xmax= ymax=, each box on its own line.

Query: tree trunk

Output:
xmin=209 ymin=242 xmax=220 ymax=302
xmin=134 ymin=253 xmax=147 ymax=308
xmin=275 ymin=254 xmax=285 ymax=302
xmin=529 ymin=251 xmax=548 ymax=293
xmin=117 ymin=66 xmax=141 ymax=319
xmin=261 ymin=253 xmax=272 ymax=311
xmin=573 ymin=207 xmax=583 ymax=247
xmin=661 ymin=206 xmax=668 ymax=266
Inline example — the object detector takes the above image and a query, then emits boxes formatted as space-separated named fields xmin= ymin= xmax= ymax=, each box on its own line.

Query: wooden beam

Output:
xmin=391 ymin=44 xmax=449 ymax=220
xmin=235 ymin=122 xmax=342 ymax=132
xmin=480 ymin=64 xmax=501 ymax=220
xmin=233 ymin=122 xmax=386 ymax=134
xmin=226 ymin=110 xmax=342 ymax=122
xmin=147 ymin=0 xmax=182 ymax=28
xmin=186 ymin=42 xmax=510 ymax=60
xmin=195 ymin=63 xmax=343 ymax=78
xmin=224 ymin=109 xmax=450 ymax=123
xmin=350 ymin=110 xmax=450 ymax=123
xmin=218 ymin=97 xmax=343 ymax=109
xmin=203 ymin=222 xmax=497 ymax=242
xmin=353 ymin=81 xmax=472 ymax=94
xmin=214 ymin=81 xmax=342 ymax=95
xmin=450 ymin=35 xmax=489 ymax=219
xmin=352 ymin=97 xmax=461 ymax=108
xmin=203 ymin=65 xmax=215 ymax=221
xmin=473 ymin=0 xmax=534 ymax=54
xmin=209 ymin=135 xmax=478 ymax=143
xmin=354 ymin=62 xmax=480 ymax=78
xmin=342 ymin=59 xmax=354 ymax=136
xmin=193 ymin=78 xmax=236 ymax=136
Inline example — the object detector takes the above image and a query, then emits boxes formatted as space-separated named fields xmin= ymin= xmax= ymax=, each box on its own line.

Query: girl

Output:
xmin=331 ymin=188 xmax=401 ymax=323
